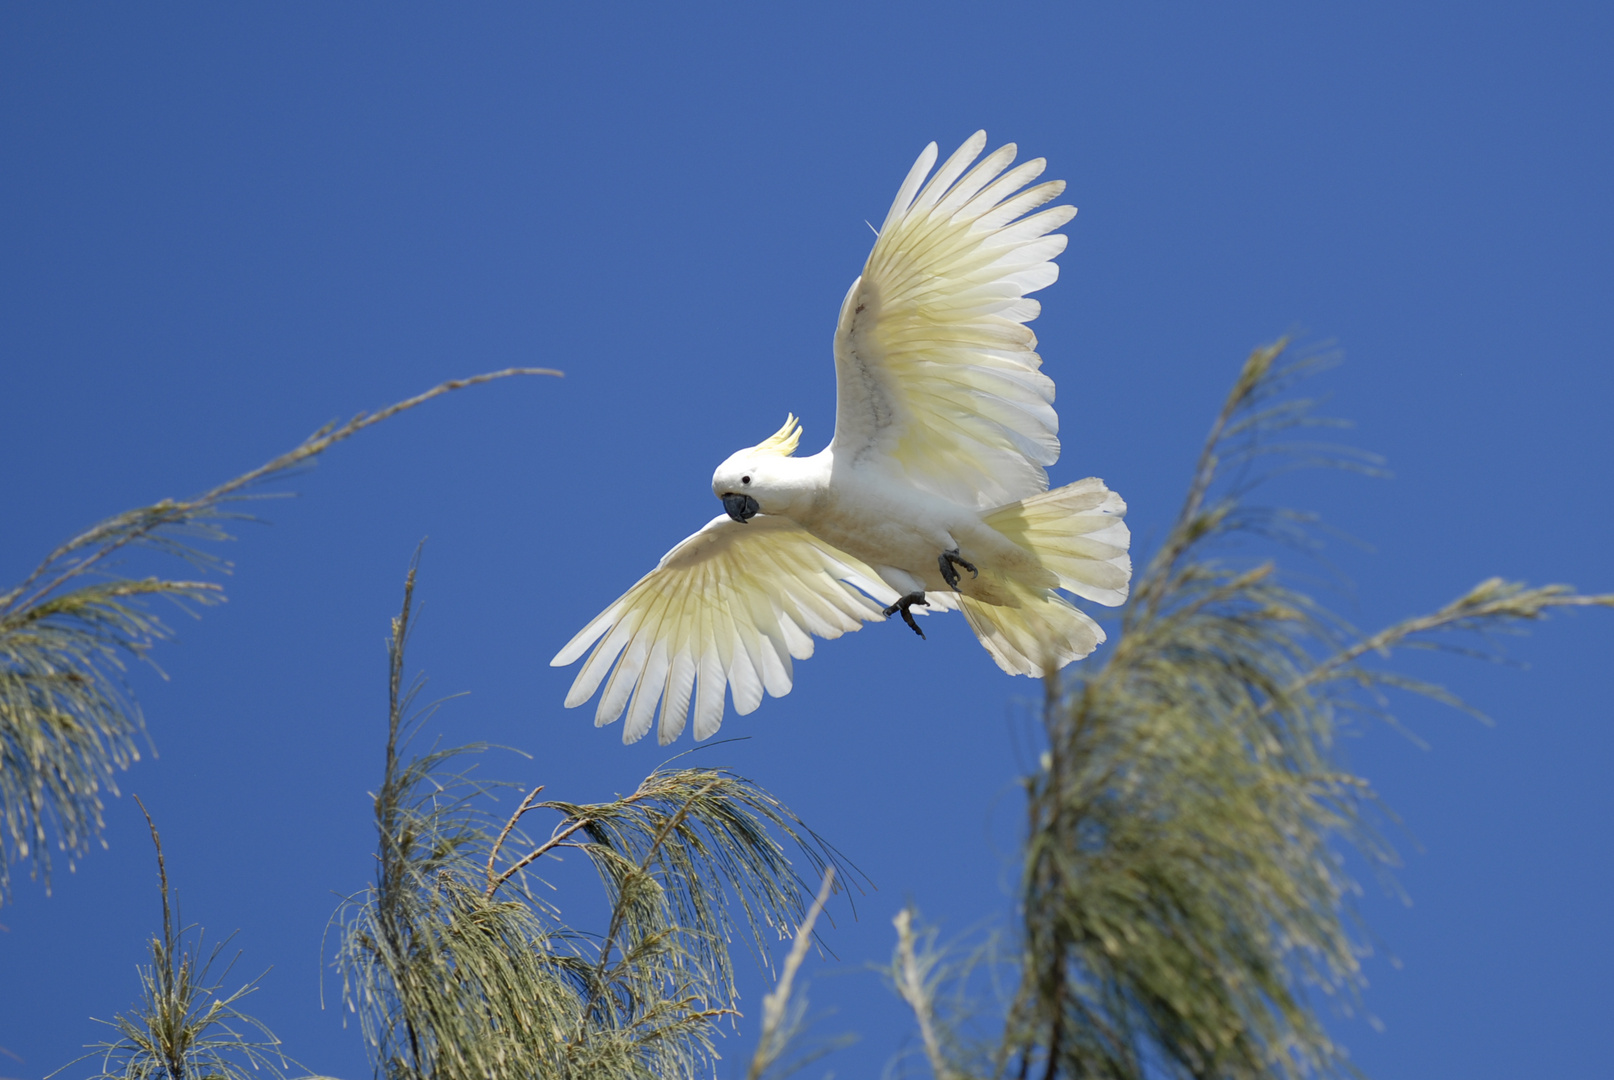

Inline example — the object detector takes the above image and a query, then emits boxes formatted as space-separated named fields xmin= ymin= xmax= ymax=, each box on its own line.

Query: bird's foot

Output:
xmin=881 ymin=591 xmax=930 ymax=639
xmin=938 ymin=548 xmax=978 ymax=591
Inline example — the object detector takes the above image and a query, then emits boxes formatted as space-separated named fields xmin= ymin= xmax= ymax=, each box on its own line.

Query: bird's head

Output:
xmin=711 ymin=413 xmax=803 ymax=523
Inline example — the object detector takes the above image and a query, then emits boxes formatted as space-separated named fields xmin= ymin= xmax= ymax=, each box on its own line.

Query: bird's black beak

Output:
xmin=721 ymin=492 xmax=760 ymax=523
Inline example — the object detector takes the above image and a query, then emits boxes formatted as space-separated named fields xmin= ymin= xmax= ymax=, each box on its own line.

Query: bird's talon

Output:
xmin=882 ymin=592 xmax=929 ymax=639
xmin=938 ymin=549 xmax=978 ymax=591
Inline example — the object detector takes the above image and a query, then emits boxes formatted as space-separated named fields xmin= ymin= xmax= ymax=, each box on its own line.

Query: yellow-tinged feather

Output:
xmin=986 ymin=479 xmax=1132 ymax=608
xmin=552 ymin=514 xmax=893 ymax=743
xmin=960 ymin=584 xmax=1104 ymax=677
xmin=753 ymin=413 xmax=802 ymax=457
xmin=833 ymin=132 xmax=1079 ymax=509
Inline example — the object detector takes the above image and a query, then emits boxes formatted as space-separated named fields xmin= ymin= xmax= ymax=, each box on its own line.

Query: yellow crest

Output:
xmin=753 ymin=413 xmax=802 ymax=457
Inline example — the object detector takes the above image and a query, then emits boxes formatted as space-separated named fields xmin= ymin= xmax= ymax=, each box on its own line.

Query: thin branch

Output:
xmin=1281 ymin=580 xmax=1614 ymax=706
xmin=1128 ymin=340 xmax=1286 ymax=625
xmin=747 ymin=868 xmax=837 ymax=1080
xmin=892 ymin=906 xmax=954 ymax=1080
xmin=484 ymin=781 xmax=672 ymax=898
xmin=193 ymin=367 xmax=561 ymax=506
xmin=2 ymin=366 xmax=560 ymax=614
xmin=484 ymin=784 xmax=546 ymax=894
xmin=132 ymin=795 xmax=174 ymax=968
xmin=486 ymin=814 xmax=594 ymax=900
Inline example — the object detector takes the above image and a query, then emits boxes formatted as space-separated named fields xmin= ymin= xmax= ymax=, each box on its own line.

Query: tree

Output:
xmin=28 ymin=343 xmax=1611 ymax=1080
xmin=898 ymin=342 xmax=1613 ymax=1080
xmin=330 ymin=551 xmax=855 ymax=1080
xmin=0 ymin=369 xmax=554 ymax=901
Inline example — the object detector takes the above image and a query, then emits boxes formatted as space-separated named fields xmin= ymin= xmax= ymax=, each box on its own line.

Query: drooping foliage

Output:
xmin=0 ymin=369 xmax=555 ymax=900
xmin=978 ymin=342 xmax=1614 ymax=1080
xmin=332 ymin=555 xmax=856 ymax=1080
xmin=38 ymin=344 xmax=1612 ymax=1080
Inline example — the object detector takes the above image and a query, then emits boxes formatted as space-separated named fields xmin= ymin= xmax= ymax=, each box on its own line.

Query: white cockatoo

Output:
xmin=553 ymin=131 xmax=1131 ymax=745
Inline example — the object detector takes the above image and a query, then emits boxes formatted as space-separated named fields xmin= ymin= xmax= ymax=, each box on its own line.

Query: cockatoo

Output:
xmin=553 ymin=131 xmax=1131 ymax=745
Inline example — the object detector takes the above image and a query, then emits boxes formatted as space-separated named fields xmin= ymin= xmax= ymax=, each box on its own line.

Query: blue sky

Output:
xmin=2 ymin=4 xmax=1611 ymax=1078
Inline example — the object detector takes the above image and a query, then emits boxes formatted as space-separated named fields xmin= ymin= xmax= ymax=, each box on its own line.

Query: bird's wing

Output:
xmin=831 ymin=131 xmax=1076 ymax=509
xmin=551 ymin=514 xmax=899 ymax=745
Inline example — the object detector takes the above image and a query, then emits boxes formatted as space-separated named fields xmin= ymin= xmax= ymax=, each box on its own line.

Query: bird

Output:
xmin=552 ymin=131 xmax=1131 ymax=745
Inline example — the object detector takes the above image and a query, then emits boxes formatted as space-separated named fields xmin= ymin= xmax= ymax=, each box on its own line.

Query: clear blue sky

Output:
xmin=3 ymin=4 xmax=1611 ymax=1078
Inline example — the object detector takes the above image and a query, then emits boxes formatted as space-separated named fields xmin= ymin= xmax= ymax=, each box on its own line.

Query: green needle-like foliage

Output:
xmin=0 ymin=368 xmax=557 ymax=900
xmin=986 ymin=341 xmax=1614 ymax=1080
xmin=60 ymin=799 xmax=302 ymax=1080
xmin=0 ymin=576 xmax=218 ymax=900
xmin=333 ymin=556 xmax=853 ymax=1080
xmin=35 ymin=344 xmax=1609 ymax=1080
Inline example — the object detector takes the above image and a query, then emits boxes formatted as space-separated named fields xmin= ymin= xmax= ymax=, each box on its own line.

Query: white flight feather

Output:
xmin=551 ymin=515 xmax=893 ymax=744
xmin=831 ymin=133 xmax=1077 ymax=510
xmin=881 ymin=142 xmax=940 ymax=232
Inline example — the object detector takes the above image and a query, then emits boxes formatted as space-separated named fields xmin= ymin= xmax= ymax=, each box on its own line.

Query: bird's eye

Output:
xmin=741 ymin=475 xmax=751 ymax=485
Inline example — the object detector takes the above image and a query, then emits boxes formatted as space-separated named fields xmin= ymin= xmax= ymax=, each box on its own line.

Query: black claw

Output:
xmin=881 ymin=592 xmax=929 ymax=639
xmin=938 ymin=549 xmax=978 ymax=591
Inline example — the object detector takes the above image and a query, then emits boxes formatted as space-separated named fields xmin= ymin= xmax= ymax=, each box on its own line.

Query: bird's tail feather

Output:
xmin=960 ymin=585 xmax=1104 ymax=676
xmin=962 ymin=478 xmax=1131 ymax=676
xmin=984 ymin=478 xmax=1131 ymax=606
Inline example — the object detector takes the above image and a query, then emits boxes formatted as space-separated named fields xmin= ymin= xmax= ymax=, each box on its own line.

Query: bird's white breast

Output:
xmin=787 ymin=460 xmax=978 ymax=591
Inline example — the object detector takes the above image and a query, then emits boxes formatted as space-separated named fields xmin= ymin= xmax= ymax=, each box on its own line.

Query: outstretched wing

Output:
xmin=832 ymin=131 xmax=1075 ymax=509
xmin=551 ymin=515 xmax=898 ymax=745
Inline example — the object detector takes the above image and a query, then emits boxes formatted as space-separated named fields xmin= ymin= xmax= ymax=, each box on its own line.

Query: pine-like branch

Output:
xmin=0 ymin=368 xmax=557 ymax=899
xmin=334 ymin=559 xmax=853 ymax=1080
xmin=999 ymin=339 xmax=1611 ymax=1080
